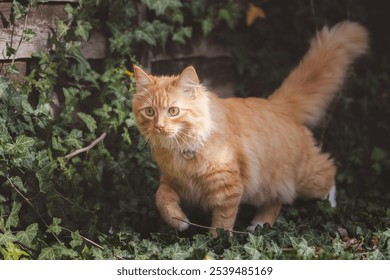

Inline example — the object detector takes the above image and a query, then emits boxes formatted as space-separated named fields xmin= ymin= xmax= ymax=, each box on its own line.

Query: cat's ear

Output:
xmin=177 ymin=66 xmax=200 ymax=96
xmin=133 ymin=65 xmax=153 ymax=93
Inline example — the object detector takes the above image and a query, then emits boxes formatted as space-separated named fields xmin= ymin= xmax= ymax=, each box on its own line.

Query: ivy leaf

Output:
xmin=121 ymin=127 xmax=132 ymax=145
xmin=368 ymin=249 xmax=386 ymax=260
xmin=8 ymin=176 xmax=27 ymax=193
xmin=52 ymin=135 xmax=67 ymax=152
xmin=218 ymin=1 xmax=240 ymax=29
xmin=244 ymin=234 xmax=264 ymax=259
xmin=143 ymin=0 xmax=182 ymax=16
xmin=201 ymin=17 xmax=214 ymax=35
xmin=21 ymin=98 xmax=34 ymax=114
xmin=75 ymin=20 xmax=93 ymax=41
xmin=38 ymin=247 xmax=56 ymax=260
xmin=16 ymin=223 xmax=38 ymax=246
xmin=52 ymin=244 xmax=78 ymax=258
xmin=29 ymin=0 xmax=49 ymax=7
xmin=290 ymin=237 xmax=316 ymax=259
xmin=7 ymin=64 xmax=19 ymax=75
xmin=162 ymin=243 xmax=189 ymax=260
xmin=6 ymin=46 xmax=16 ymax=58
xmin=151 ymin=20 xmax=171 ymax=49
xmin=371 ymin=147 xmax=387 ymax=161
xmin=0 ymin=194 xmax=7 ymax=203
xmin=15 ymin=135 xmax=35 ymax=149
xmin=0 ymin=241 xmax=30 ymax=260
xmin=5 ymin=202 xmax=21 ymax=229
xmin=134 ymin=22 xmax=157 ymax=46
xmin=47 ymin=217 xmax=62 ymax=235
xmin=23 ymin=28 xmax=37 ymax=42
xmin=332 ymin=235 xmax=345 ymax=255
xmin=56 ymin=19 xmax=70 ymax=38
xmin=70 ymin=231 xmax=83 ymax=248
xmin=77 ymin=112 xmax=97 ymax=133
xmin=91 ymin=247 xmax=105 ymax=259
xmin=64 ymin=3 xmax=74 ymax=19
xmin=64 ymin=129 xmax=83 ymax=148
xmin=12 ymin=0 xmax=28 ymax=20
xmin=172 ymin=26 xmax=192 ymax=44
xmin=0 ymin=231 xmax=17 ymax=246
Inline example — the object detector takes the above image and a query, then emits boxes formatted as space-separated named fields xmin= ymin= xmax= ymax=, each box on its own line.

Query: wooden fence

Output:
xmin=0 ymin=0 xmax=106 ymax=81
xmin=0 ymin=0 xmax=235 ymax=96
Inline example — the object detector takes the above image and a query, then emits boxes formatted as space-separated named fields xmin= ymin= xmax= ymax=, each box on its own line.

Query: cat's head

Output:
xmin=132 ymin=66 xmax=214 ymax=152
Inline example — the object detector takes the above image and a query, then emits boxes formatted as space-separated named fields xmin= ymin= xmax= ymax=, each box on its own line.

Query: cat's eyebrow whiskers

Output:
xmin=137 ymin=87 xmax=154 ymax=101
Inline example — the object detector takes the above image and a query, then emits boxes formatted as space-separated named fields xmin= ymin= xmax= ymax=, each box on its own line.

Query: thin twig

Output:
xmin=64 ymin=132 xmax=107 ymax=160
xmin=7 ymin=176 xmax=34 ymax=210
xmin=61 ymin=227 xmax=104 ymax=250
xmin=61 ymin=227 xmax=125 ymax=260
xmin=11 ymin=13 xmax=29 ymax=65
xmin=172 ymin=217 xmax=249 ymax=235
xmin=6 ymin=176 xmax=62 ymax=244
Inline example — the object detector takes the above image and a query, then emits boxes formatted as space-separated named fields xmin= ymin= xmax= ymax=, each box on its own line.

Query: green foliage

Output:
xmin=0 ymin=0 xmax=389 ymax=260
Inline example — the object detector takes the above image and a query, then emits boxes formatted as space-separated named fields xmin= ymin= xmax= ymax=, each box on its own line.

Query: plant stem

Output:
xmin=64 ymin=132 xmax=107 ymax=160
xmin=11 ymin=12 xmax=29 ymax=65
xmin=6 ymin=176 xmax=62 ymax=244
xmin=172 ymin=217 xmax=249 ymax=235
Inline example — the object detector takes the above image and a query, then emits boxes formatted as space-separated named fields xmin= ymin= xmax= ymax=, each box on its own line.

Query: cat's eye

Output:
xmin=145 ymin=107 xmax=155 ymax=117
xmin=168 ymin=107 xmax=180 ymax=116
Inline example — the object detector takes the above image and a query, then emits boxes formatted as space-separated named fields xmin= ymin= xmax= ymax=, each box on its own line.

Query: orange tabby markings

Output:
xmin=132 ymin=21 xmax=368 ymax=237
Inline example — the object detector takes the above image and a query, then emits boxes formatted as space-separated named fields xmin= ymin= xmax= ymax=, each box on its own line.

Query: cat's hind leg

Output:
xmin=247 ymin=201 xmax=282 ymax=232
xmin=297 ymin=146 xmax=337 ymax=207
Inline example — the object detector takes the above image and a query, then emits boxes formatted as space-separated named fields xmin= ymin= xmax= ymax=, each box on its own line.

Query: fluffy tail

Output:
xmin=269 ymin=21 xmax=368 ymax=127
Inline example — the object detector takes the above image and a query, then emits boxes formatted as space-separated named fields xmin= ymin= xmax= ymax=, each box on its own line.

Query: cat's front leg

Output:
xmin=210 ymin=204 xmax=240 ymax=237
xmin=155 ymin=182 xmax=189 ymax=231
xmin=207 ymin=179 xmax=243 ymax=237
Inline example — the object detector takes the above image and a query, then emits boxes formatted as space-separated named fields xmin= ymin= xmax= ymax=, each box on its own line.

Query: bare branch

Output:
xmin=11 ymin=13 xmax=29 ymax=65
xmin=62 ymin=227 xmax=125 ymax=260
xmin=6 ymin=176 xmax=62 ymax=244
xmin=64 ymin=132 xmax=107 ymax=160
xmin=172 ymin=217 xmax=249 ymax=235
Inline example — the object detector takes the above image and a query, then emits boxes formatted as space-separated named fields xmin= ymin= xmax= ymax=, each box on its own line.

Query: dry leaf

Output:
xmin=246 ymin=3 xmax=266 ymax=26
xmin=371 ymin=236 xmax=379 ymax=249
xmin=124 ymin=70 xmax=134 ymax=77
xmin=337 ymin=226 xmax=349 ymax=239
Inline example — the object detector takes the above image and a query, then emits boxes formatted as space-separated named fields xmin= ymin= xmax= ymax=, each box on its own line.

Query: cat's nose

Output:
xmin=154 ymin=123 xmax=165 ymax=130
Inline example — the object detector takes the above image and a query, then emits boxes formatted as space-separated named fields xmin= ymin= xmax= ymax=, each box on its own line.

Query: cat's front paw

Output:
xmin=169 ymin=215 xmax=190 ymax=231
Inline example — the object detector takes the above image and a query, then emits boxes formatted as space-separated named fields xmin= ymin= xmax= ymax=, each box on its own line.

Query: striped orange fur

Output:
xmin=132 ymin=21 xmax=368 ymax=237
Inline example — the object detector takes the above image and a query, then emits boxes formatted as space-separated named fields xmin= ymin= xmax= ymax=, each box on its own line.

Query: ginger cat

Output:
xmin=132 ymin=21 xmax=368 ymax=236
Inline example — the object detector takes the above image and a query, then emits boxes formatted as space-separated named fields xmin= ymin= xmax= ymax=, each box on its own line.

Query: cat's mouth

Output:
xmin=152 ymin=129 xmax=175 ymax=137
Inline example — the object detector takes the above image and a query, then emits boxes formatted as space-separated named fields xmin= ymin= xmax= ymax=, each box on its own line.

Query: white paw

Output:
xmin=177 ymin=217 xmax=190 ymax=231
xmin=328 ymin=184 xmax=337 ymax=208
xmin=171 ymin=216 xmax=190 ymax=231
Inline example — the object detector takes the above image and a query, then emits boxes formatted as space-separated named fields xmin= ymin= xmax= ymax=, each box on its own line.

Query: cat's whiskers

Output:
xmin=140 ymin=128 xmax=153 ymax=145
xmin=172 ymin=134 xmax=184 ymax=152
xmin=177 ymin=132 xmax=196 ymax=152
xmin=178 ymin=131 xmax=199 ymax=144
